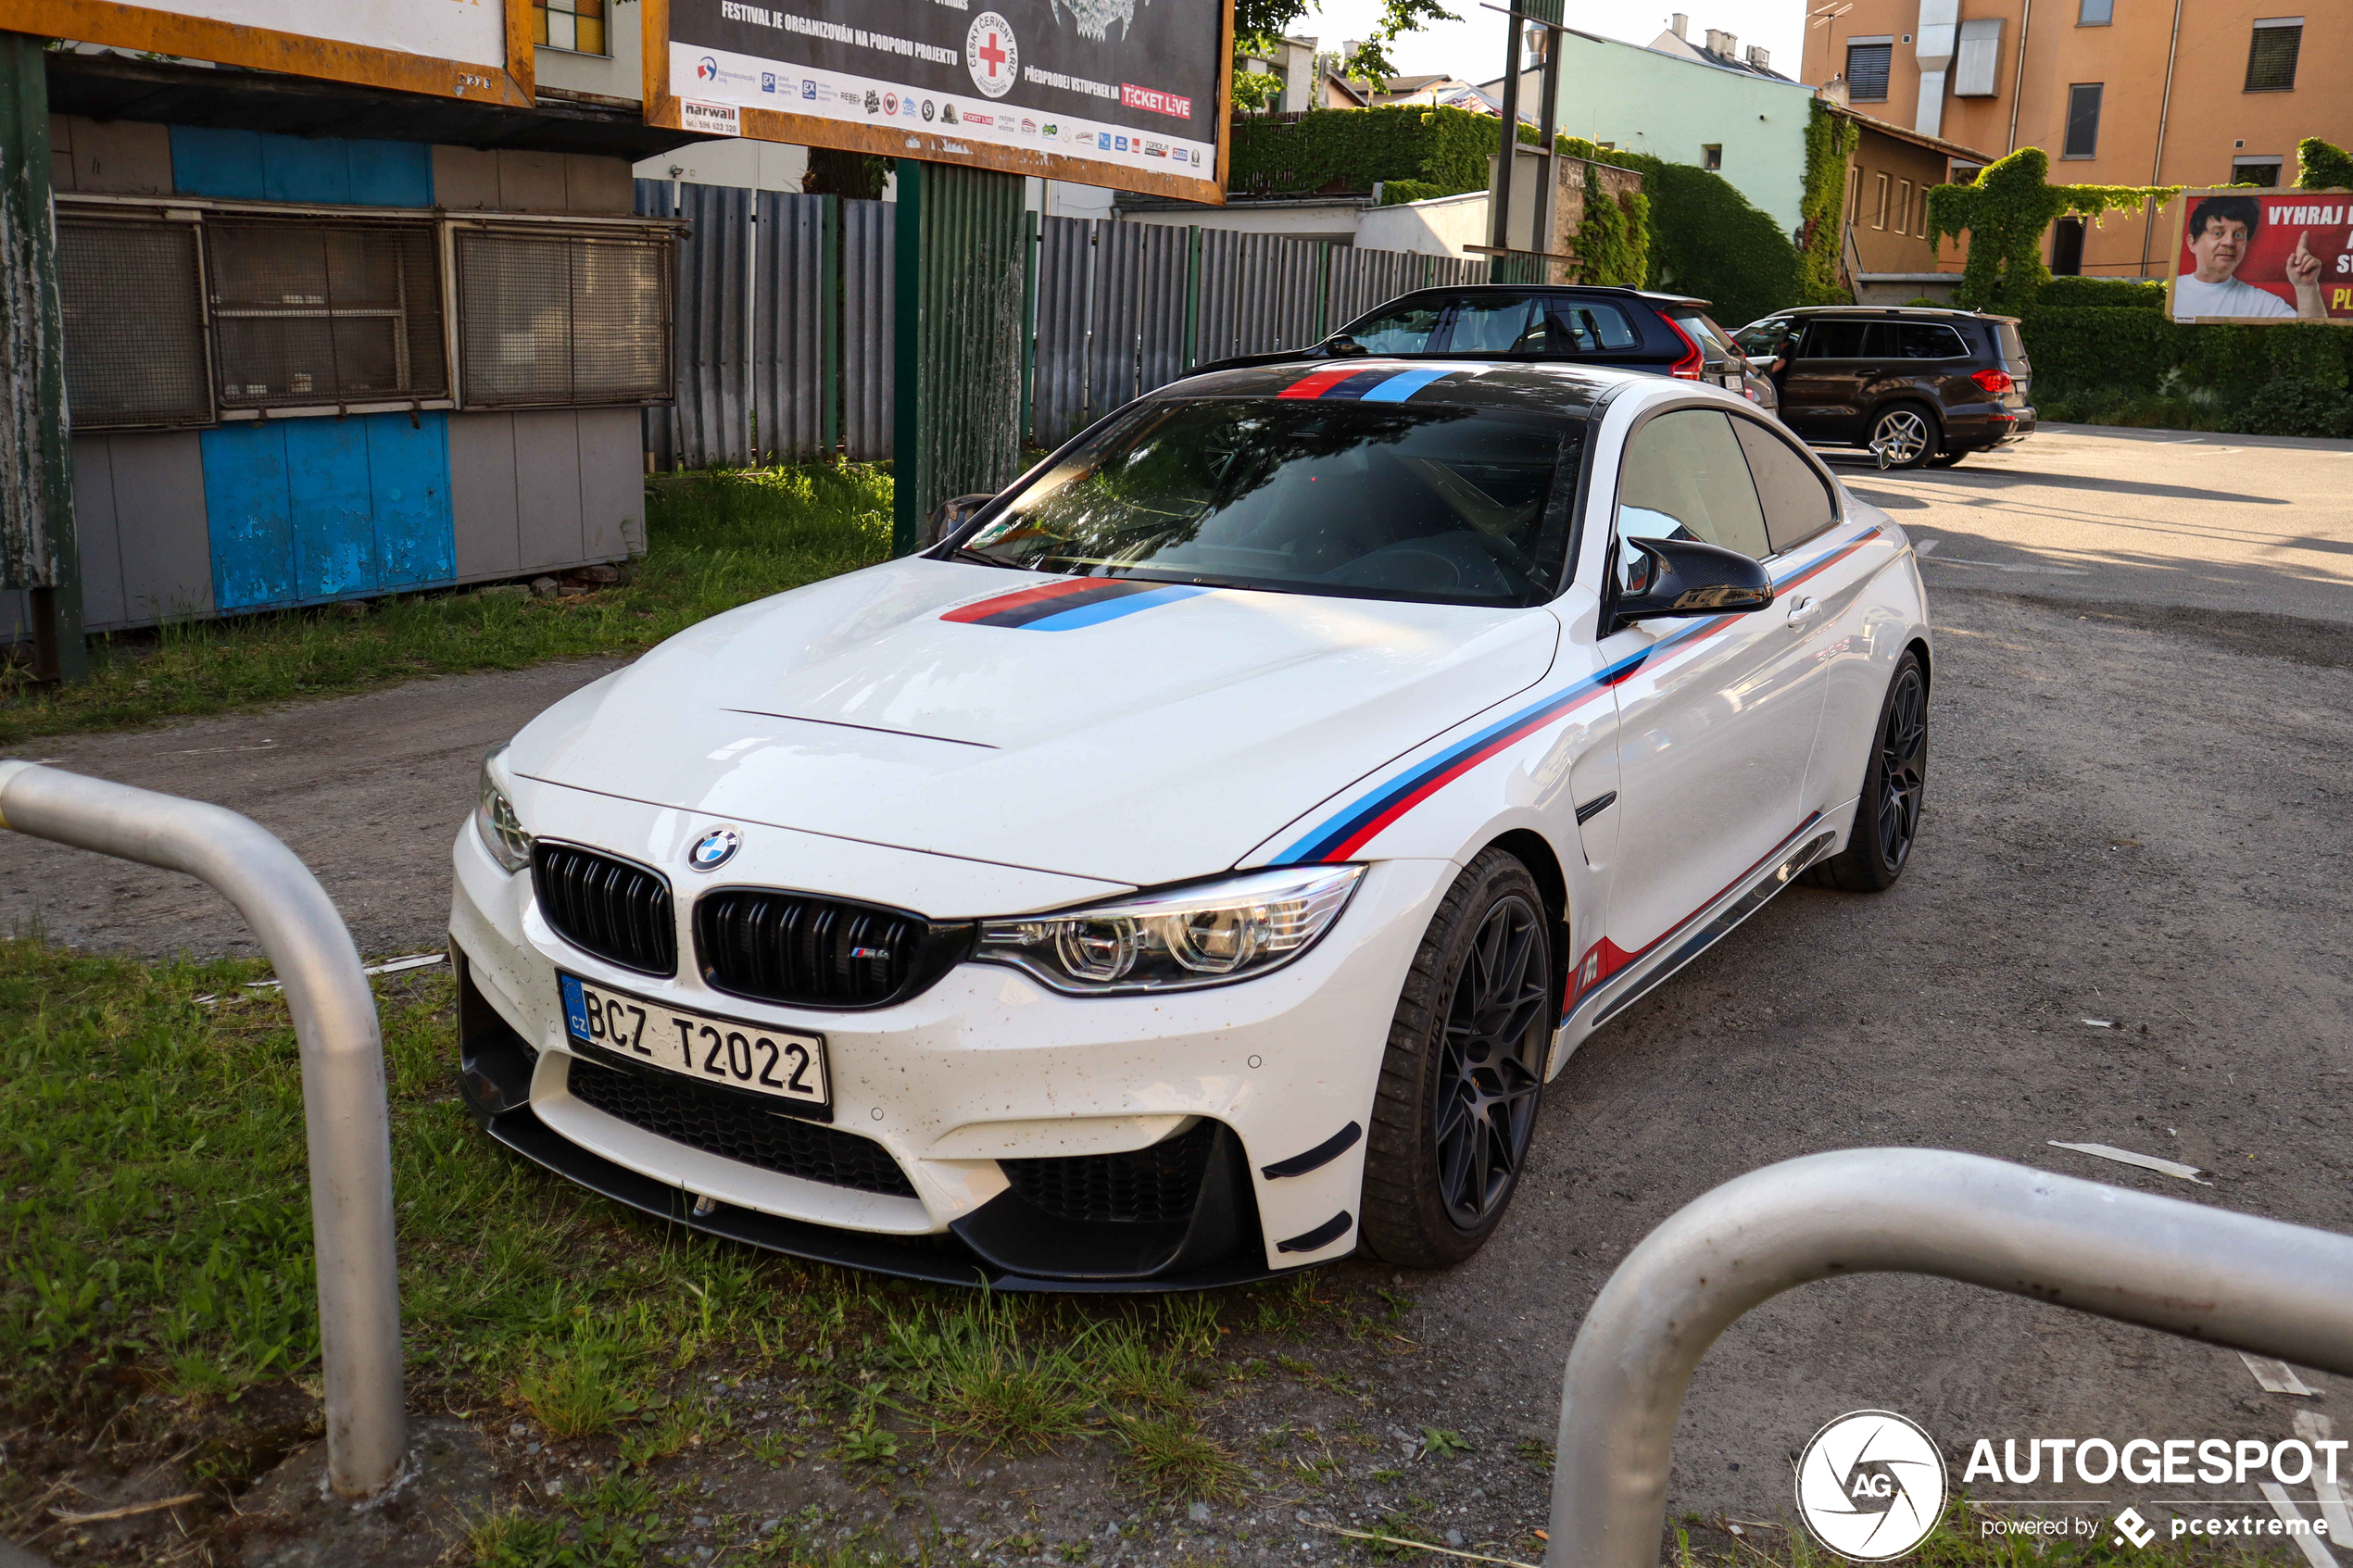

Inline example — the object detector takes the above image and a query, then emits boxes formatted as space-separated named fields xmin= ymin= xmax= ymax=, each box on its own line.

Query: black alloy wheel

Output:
xmin=1870 ymin=662 xmax=1929 ymax=870
xmin=1362 ymin=850 xmax=1555 ymax=1266
xmin=1432 ymin=895 xmax=1549 ymax=1228
xmin=1809 ymin=649 xmax=1930 ymax=892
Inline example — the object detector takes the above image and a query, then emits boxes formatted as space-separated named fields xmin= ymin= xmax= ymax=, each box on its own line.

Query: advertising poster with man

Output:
xmin=2168 ymin=187 xmax=2353 ymax=324
xmin=652 ymin=0 xmax=1227 ymax=200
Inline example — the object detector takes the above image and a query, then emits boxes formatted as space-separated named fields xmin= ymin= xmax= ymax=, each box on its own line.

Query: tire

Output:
xmin=1360 ymin=849 xmax=1554 ymax=1268
xmin=1808 ymin=650 xmax=1929 ymax=892
xmin=1868 ymin=403 xmax=1940 ymax=469
xmin=1925 ymin=449 xmax=1967 ymax=468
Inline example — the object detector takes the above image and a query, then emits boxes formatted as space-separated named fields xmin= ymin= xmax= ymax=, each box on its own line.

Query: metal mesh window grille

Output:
xmin=206 ymin=219 xmax=447 ymax=408
xmin=457 ymin=230 xmax=672 ymax=408
xmin=2244 ymin=21 xmax=2300 ymax=92
xmin=535 ymin=0 xmax=607 ymax=55
xmin=57 ymin=218 xmax=211 ymax=432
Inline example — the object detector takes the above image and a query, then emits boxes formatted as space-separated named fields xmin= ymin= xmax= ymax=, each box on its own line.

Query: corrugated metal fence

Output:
xmin=639 ymin=181 xmax=1491 ymax=466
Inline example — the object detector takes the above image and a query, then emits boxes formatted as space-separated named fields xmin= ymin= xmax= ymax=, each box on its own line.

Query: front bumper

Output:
xmin=449 ymin=778 xmax=1453 ymax=1289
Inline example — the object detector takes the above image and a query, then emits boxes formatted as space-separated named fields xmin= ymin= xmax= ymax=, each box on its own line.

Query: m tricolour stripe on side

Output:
xmin=1269 ymin=525 xmax=1887 ymax=863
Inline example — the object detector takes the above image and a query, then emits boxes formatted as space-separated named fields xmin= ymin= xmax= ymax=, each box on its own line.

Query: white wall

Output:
xmin=1356 ymin=191 xmax=1488 ymax=257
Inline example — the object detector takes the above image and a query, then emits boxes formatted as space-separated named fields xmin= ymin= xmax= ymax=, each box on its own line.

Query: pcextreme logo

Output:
xmin=1795 ymin=1411 xmax=1947 ymax=1560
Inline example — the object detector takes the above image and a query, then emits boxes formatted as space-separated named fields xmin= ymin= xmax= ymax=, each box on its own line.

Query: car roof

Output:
xmin=1771 ymin=305 xmax=2020 ymax=323
xmin=1150 ymin=357 xmax=1638 ymax=416
xmin=1357 ymin=282 xmax=1713 ymax=311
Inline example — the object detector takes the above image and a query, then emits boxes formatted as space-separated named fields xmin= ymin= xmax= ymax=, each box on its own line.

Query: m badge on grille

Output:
xmin=688 ymin=827 xmax=740 ymax=871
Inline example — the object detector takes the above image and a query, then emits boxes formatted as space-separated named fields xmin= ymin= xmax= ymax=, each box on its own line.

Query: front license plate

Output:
xmin=559 ymin=973 xmax=830 ymax=1116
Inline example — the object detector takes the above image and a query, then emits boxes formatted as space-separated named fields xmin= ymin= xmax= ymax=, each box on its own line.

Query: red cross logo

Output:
xmin=978 ymin=32 xmax=1006 ymax=75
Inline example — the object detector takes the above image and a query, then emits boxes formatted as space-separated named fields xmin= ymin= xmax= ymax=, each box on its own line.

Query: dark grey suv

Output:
xmin=1731 ymin=307 xmax=2035 ymax=468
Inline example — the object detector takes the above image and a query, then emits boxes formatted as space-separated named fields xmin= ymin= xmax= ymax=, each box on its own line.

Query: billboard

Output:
xmin=642 ymin=0 xmax=1230 ymax=202
xmin=2167 ymin=186 xmax=2353 ymax=325
xmin=0 ymin=0 xmax=534 ymax=105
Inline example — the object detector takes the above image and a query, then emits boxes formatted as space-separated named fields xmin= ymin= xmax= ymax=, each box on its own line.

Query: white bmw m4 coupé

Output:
xmin=452 ymin=359 xmax=1931 ymax=1289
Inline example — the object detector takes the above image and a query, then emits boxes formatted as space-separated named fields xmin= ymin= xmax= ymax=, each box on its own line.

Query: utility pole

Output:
xmin=1481 ymin=0 xmax=1568 ymax=283
xmin=0 ymin=32 xmax=85 ymax=682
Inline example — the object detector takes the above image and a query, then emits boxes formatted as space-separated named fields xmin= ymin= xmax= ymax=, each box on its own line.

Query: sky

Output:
xmin=1283 ymin=0 xmax=1812 ymax=89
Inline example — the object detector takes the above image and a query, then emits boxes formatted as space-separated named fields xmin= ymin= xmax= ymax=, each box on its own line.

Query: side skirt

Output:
xmin=1547 ymin=828 xmax=1837 ymax=1070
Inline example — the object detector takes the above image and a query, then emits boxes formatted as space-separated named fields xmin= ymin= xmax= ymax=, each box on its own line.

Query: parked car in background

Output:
xmin=1731 ymin=307 xmax=2034 ymax=468
xmin=1201 ymin=285 xmax=1778 ymax=412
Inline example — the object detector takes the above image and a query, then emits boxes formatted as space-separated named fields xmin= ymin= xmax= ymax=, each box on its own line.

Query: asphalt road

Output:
xmin=3 ymin=424 xmax=2347 ymax=1555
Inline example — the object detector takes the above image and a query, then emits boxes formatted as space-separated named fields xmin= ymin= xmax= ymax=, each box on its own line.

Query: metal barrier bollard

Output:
xmin=1545 ymin=1147 xmax=2353 ymax=1568
xmin=0 ymin=761 xmax=406 ymax=1496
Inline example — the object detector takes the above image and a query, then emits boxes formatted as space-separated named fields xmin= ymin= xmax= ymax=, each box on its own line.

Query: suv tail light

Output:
xmin=1970 ymin=368 xmax=2015 ymax=395
xmin=1662 ymin=314 xmax=1706 ymax=380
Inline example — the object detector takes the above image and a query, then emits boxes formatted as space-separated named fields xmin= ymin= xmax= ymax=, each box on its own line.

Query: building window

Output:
xmin=207 ymin=219 xmax=448 ymax=409
xmin=1702 ymin=144 xmax=1723 ymax=170
xmin=1845 ymin=39 xmax=1894 ymax=101
xmin=456 ymin=230 xmax=673 ymax=408
xmin=535 ymin=0 xmax=608 ymax=56
xmin=2233 ymin=155 xmax=2284 ymax=187
xmin=55 ymin=217 xmax=212 ymax=431
xmin=2052 ymin=217 xmax=2086 ymax=274
xmin=2244 ymin=18 xmax=2301 ymax=92
xmin=1895 ymin=179 xmax=1912 ymax=232
xmin=2077 ymin=0 xmax=2112 ymax=23
xmin=2062 ymin=83 xmax=2103 ymax=158
xmin=1873 ymin=171 xmax=1890 ymax=229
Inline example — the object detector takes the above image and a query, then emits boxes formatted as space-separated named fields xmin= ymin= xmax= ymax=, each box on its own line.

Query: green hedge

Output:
xmin=2019 ymin=277 xmax=2353 ymax=436
xmin=2032 ymin=276 xmax=2166 ymax=309
xmin=1228 ymin=106 xmax=1496 ymax=198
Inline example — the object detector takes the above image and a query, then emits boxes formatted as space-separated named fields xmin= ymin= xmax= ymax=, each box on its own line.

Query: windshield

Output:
xmin=956 ymin=397 xmax=1583 ymax=607
xmin=1345 ymin=295 xmax=1642 ymax=356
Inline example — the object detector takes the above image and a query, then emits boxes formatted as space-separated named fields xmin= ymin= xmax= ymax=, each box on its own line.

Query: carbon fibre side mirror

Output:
xmin=1609 ymin=536 xmax=1775 ymax=633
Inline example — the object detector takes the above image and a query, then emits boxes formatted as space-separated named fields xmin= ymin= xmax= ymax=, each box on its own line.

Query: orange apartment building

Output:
xmin=1800 ymin=0 xmax=2352 ymax=277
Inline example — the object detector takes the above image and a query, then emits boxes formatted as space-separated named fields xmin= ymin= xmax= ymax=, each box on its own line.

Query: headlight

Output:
xmin=474 ymin=744 xmax=534 ymax=873
xmin=976 ymin=865 xmax=1363 ymax=995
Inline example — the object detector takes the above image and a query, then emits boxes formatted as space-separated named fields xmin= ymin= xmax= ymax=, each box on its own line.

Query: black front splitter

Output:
xmin=480 ymin=1104 xmax=1325 ymax=1294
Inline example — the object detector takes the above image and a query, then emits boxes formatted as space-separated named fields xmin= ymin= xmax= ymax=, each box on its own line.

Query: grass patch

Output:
xmin=0 ymin=462 xmax=893 ymax=746
xmin=1114 ymin=1411 xmax=1249 ymax=1502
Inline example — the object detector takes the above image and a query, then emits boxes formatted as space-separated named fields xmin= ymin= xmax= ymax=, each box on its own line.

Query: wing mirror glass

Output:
xmin=926 ymin=492 xmax=998 ymax=548
xmin=1610 ymin=536 xmax=1775 ymax=633
xmin=1324 ymin=334 xmax=1368 ymax=358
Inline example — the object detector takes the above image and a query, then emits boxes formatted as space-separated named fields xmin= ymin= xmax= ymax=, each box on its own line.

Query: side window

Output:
xmin=1896 ymin=322 xmax=1969 ymax=358
xmin=1438 ymin=298 xmax=1541 ymax=353
xmin=1799 ymin=320 xmax=1871 ymax=358
xmin=1540 ymin=299 xmax=1640 ymax=352
xmin=1734 ymin=317 xmax=1792 ymax=358
xmin=1731 ymin=418 xmax=1840 ymax=553
xmin=1616 ymin=409 xmax=1772 ymax=581
xmin=1350 ymin=303 xmax=1442 ymax=353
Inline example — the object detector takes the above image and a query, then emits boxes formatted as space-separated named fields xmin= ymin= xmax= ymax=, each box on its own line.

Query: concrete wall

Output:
xmin=1550 ymin=29 xmax=1816 ymax=234
xmin=1357 ymin=190 xmax=1488 ymax=257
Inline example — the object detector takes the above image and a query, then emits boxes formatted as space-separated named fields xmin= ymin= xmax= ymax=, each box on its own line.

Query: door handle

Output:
xmin=1785 ymin=595 xmax=1818 ymax=627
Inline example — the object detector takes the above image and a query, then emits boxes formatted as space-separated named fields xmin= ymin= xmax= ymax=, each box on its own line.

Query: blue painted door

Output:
xmin=201 ymin=414 xmax=457 ymax=611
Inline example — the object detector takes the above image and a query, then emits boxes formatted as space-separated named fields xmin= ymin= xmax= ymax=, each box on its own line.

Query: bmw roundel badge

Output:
xmin=687 ymin=827 xmax=740 ymax=872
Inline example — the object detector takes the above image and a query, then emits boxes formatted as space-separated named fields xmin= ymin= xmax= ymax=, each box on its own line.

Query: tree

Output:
xmin=1234 ymin=0 xmax=1457 ymax=85
xmin=1926 ymin=147 xmax=2177 ymax=313
xmin=2296 ymin=137 xmax=2353 ymax=191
